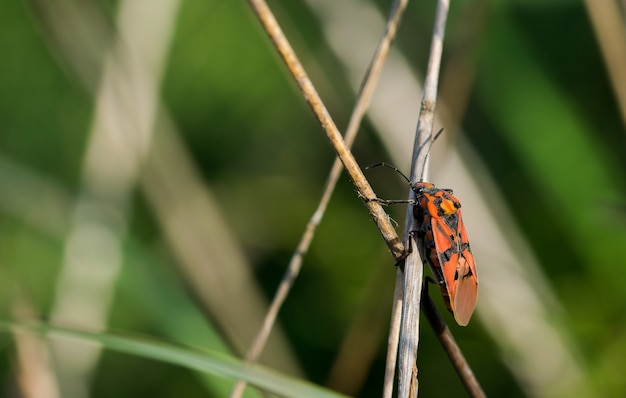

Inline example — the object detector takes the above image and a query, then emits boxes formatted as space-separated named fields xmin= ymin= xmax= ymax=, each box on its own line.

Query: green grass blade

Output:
xmin=0 ymin=321 xmax=347 ymax=398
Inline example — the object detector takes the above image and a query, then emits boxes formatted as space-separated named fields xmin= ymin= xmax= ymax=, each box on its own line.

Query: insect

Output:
xmin=366 ymin=163 xmax=478 ymax=326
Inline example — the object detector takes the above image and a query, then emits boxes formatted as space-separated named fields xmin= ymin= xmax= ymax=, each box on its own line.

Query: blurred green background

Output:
xmin=0 ymin=0 xmax=625 ymax=397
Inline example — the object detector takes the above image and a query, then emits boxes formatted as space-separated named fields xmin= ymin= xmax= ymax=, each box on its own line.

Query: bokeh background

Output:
xmin=1 ymin=0 xmax=625 ymax=397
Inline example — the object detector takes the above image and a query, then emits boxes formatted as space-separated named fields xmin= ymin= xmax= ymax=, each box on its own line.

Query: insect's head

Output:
xmin=412 ymin=181 xmax=435 ymax=193
xmin=365 ymin=162 xmax=456 ymax=203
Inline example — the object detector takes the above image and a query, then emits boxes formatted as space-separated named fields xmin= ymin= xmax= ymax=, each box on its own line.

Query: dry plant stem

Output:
xmin=383 ymin=271 xmax=404 ymax=398
xmin=422 ymin=292 xmax=485 ymax=398
xmin=395 ymin=0 xmax=450 ymax=396
xmin=396 ymin=235 xmax=423 ymax=398
xmin=246 ymin=0 xmax=404 ymax=257
xmin=231 ymin=1 xmax=409 ymax=396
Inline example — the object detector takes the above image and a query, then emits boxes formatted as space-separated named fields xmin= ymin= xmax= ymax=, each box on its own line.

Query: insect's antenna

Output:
xmin=418 ymin=127 xmax=445 ymax=181
xmin=432 ymin=127 xmax=444 ymax=143
xmin=365 ymin=162 xmax=412 ymax=184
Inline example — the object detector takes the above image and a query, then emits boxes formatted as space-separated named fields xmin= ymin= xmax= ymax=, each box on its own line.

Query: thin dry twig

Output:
xmin=394 ymin=0 xmax=450 ymax=396
xmin=383 ymin=271 xmax=404 ymax=398
xmin=230 ymin=1 xmax=409 ymax=396
xmin=245 ymin=0 xmax=405 ymax=256
xmin=422 ymin=291 xmax=486 ymax=398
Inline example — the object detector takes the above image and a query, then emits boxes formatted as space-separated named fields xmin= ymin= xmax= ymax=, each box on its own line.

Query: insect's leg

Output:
xmin=394 ymin=236 xmax=413 ymax=271
xmin=396 ymin=229 xmax=423 ymax=269
xmin=423 ymin=276 xmax=435 ymax=295
xmin=408 ymin=229 xmax=445 ymax=287
xmin=421 ymin=276 xmax=443 ymax=307
xmin=424 ymin=275 xmax=444 ymax=289
xmin=365 ymin=197 xmax=415 ymax=206
xmin=432 ymin=127 xmax=444 ymax=143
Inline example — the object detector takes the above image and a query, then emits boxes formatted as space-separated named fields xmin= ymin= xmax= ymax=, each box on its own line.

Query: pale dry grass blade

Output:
xmin=33 ymin=0 xmax=303 ymax=382
xmin=43 ymin=1 xmax=181 ymax=396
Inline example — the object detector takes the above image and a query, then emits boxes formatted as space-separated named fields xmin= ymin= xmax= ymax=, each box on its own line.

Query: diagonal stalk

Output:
xmin=230 ymin=1 xmax=409 ymax=397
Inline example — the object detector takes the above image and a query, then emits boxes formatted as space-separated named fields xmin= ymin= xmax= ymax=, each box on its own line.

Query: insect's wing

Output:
xmin=453 ymin=256 xmax=478 ymax=326
xmin=432 ymin=209 xmax=478 ymax=326
xmin=422 ymin=217 xmax=454 ymax=314
xmin=451 ymin=211 xmax=478 ymax=325
xmin=431 ymin=215 xmax=458 ymax=293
